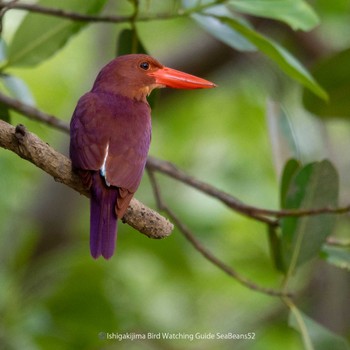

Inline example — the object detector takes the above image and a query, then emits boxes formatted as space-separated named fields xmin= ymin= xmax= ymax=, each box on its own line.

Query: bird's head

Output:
xmin=92 ymin=54 xmax=216 ymax=102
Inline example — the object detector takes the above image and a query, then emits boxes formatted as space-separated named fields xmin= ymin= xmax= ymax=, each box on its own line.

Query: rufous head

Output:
xmin=92 ymin=54 xmax=216 ymax=102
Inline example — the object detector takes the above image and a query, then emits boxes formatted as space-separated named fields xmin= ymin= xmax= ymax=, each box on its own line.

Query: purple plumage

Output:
xmin=70 ymin=58 xmax=152 ymax=259
xmin=69 ymin=54 xmax=215 ymax=259
xmin=89 ymin=172 xmax=118 ymax=259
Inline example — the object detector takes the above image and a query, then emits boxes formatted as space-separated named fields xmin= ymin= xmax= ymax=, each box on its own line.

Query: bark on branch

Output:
xmin=0 ymin=119 xmax=174 ymax=239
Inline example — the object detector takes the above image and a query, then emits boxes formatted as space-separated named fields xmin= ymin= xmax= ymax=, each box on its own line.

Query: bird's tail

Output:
xmin=90 ymin=172 xmax=118 ymax=259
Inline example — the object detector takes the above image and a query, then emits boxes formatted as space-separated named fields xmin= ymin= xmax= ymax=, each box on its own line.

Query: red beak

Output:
xmin=150 ymin=67 xmax=216 ymax=89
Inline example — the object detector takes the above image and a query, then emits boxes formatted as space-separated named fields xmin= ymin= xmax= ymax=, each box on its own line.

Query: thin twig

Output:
xmin=147 ymin=168 xmax=292 ymax=298
xmin=0 ymin=0 xmax=18 ymax=31
xmin=0 ymin=1 xmax=130 ymax=23
xmin=147 ymin=156 xmax=350 ymax=219
xmin=0 ymin=0 xmax=218 ymax=24
xmin=147 ymin=156 xmax=277 ymax=225
xmin=0 ymin=91 xmax=69 ymax=132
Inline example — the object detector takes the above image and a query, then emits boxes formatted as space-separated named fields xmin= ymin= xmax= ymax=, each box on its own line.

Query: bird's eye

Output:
xmin=139 ymin=61 xmax=150 ymax=70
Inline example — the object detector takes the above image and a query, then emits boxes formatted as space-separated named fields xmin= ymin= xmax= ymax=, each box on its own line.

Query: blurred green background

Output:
xmin=0 ymin=1 xmax=350 ymax=349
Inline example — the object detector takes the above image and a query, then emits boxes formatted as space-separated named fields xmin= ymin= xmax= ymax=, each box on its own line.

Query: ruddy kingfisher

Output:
xmin=70 ymin=54 xmax=216 ymax=259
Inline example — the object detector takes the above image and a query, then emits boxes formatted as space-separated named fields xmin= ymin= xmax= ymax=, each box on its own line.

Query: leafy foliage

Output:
xmin=4 ymin=0 xmax=108 ymax=68
xmin=281 ymin=160 xmax=338 ymax=272
xmin=0 ymin=0 xmax=349 ymax=349
xmin=190 ymin=4 xmax=327 ymax=99
xmin=228 ymin=0 xmax=319 ymax=31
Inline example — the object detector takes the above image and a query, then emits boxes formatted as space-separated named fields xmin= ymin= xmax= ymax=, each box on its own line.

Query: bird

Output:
xmin=69 ymin=54 xmax=216 ymax=259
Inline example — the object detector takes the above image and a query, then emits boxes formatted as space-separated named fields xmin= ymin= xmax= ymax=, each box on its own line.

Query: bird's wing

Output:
xmin=70 ymin=92 xmax=151 ymax=216
xmin=70 ymin=92 xmax=109 ymax=173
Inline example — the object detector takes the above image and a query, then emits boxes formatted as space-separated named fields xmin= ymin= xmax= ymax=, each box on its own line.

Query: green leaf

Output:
xmin=0 ymin=102 xmax=10 ymax=123
xmin=289 ymin=307 xmax=350 ymax=350
xmin=281 ymin=160 xmax=339 ymax=273
xmin=209 ymin=14 xmax=327 ymax=100
xmin=303 ymin=47 xmax=350 ymax=118
xmin=280 ymin=159 xmax=302 ymax=207
xmin=5 ymin=0 xmax=108 ymax=68
xmin=228 ymin=0 xmax=319 ymax=31
xmin=267 ymin=224 xmax=284 ymax=271
xmin=117 ymin=28 xmax=148 ymax=56
xmin=321 ymin=245 xmax=350 ymax=271
xmin=0 ymin=74 xmax=35 ymax=106
xmin=191 ymin=6 xmax=257 ymax=52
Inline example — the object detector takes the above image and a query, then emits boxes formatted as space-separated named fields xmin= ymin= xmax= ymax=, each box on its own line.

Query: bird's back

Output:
xmin=70 ymin=92 xmax=152 ymax=258
xmin=70 ymin=92 xmax=152 ymax=194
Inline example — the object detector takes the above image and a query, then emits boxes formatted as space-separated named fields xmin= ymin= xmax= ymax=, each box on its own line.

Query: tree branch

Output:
xmin=2 ymin=90 xmax=349 ymax=223
xmin=146 ymin=156 xmax=350 ymax=220
xmin=147 ymin=168 xmax=292 ymax=298
xmin=0 ymin=0 xmax=179 ymax=24
xmin=1 ymin=0 xmax=131 ymax=23
xmin=0 ymin=119 xmax=173 ymax=239
xmin=0 ymin=91 xmax=69 ymax=132
xmin=0 ymin=0 xmax=225 ymax=24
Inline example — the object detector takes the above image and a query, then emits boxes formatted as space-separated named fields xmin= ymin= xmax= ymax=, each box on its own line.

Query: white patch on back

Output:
xmin=100 ymin=142 xmax=110 ymax=186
